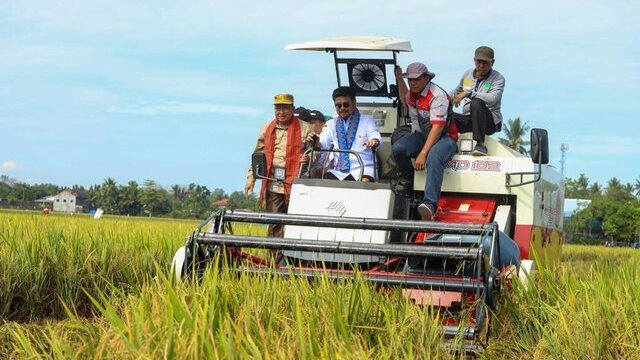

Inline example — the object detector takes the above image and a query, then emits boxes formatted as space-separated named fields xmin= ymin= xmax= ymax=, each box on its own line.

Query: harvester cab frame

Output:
xmin=285 ymin=37 xmax=411 ymax=180
xmin=252 ymin=140 xmax=374 ymax=181
xmin=171 ymin=36 xmax=564 ymax=354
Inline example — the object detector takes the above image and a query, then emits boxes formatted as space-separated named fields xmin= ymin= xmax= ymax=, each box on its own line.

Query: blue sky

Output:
xmin=1 ymin=0 xmax=639 ymax=192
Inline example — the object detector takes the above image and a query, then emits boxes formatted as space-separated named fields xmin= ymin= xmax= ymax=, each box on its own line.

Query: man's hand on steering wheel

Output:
xmin=364 ymin=138 xmax=380 ymax=148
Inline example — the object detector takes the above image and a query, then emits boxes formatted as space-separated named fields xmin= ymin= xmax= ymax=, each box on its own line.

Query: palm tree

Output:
xmin=634 ymin=176 xmax=640 ymax=198
xmin=141 ymin=180 xmax=170 ymax=217
xmin=87 ymin=184 xmax=102 ymax=209
xmin=170 ymin=184 xmax=186 ymax=202
xmin=119 ymin=181 xmax=141 ymax=216
xmin=605 ymin=177 xmax=634 ymax=202
xmin=100 ymin=178 xmax=119 ymax=214
xmin=499 ymin=117 xmax=530 ymax=155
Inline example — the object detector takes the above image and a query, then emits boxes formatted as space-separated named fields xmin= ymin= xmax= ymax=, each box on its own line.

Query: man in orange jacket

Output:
xmin=244 ymin=94 xmax=313 ymax=237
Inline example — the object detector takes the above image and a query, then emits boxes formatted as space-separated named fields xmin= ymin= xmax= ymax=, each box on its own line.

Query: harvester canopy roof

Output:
xmin=285 ymin=36 xmax=413 ymax=52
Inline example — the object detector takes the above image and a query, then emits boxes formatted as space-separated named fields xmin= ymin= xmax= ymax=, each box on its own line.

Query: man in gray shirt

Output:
xmin=449 ymin=46 xmax=505 ymax=156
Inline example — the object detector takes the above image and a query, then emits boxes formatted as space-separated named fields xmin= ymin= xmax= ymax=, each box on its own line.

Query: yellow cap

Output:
xmin=273 ymin=93 xmax=294 ymax=105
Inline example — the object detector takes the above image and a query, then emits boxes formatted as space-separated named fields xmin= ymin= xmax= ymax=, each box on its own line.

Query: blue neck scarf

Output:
xmin=335 ymin=109 xmax=360 ymax=172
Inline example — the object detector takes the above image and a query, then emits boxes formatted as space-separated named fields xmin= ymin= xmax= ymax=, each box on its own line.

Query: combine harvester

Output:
xmin=172 ymin=37 xmax=564 ymax=352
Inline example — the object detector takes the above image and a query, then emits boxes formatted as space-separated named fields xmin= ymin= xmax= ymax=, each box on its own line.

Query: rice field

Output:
xmin=1 ymin=209 xmax=640 ymax=359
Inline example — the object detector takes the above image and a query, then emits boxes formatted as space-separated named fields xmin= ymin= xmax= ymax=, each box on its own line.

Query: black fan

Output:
xmin=347 ymin=62 xmax=388 ymax=96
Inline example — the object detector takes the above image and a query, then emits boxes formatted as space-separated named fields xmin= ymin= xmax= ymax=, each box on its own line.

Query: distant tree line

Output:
xmin=0 ymin=175 xmax=60 ymax=203
xmin=497 ymin=119 xmax=640 ymax=244
xmin=565 ymin=174 xmax=640 ymax=244
xmin=2 ymin=115 xmax=639 ymax=240
xmin=0 ymin=175 xmax=259 ymax=219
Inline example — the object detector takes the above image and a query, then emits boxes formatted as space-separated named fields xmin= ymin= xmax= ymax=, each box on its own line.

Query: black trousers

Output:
xmin=451 ymin=98 xmax=499 ymax=143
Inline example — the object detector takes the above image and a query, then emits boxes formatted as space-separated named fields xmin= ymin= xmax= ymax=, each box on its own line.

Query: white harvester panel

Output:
xmin=283 ymin=179 xmax=395 ymax=263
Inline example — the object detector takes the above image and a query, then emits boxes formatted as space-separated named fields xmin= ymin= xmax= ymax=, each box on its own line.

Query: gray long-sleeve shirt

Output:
xmin=449 ymin=68 xmax=505 ymax=125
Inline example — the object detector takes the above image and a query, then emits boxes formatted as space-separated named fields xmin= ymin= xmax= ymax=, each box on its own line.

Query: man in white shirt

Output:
xmin=308 ymin=87 xmax=382 ymax=181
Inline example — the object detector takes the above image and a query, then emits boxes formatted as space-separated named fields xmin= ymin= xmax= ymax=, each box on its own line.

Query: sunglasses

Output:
xmin=334 ymin=102 xmax=352 ymax=109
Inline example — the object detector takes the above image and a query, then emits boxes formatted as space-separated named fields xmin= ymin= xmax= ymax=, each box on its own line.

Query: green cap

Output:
xmin=474 ymin=46 xmax=494 ymax=62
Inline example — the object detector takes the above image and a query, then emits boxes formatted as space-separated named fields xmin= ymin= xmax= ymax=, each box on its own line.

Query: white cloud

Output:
xmin=1 ymin=161 xmax=17 ymax=170
xmin=4 ymin=0 xmax=638 ymax=102
xmin=2 ymin=0 xmax=639 ymax=189
xmin=107 ymin=101 xmax=263 ymax=116
xmin=5 ymin=0 xmax=635 ymax=40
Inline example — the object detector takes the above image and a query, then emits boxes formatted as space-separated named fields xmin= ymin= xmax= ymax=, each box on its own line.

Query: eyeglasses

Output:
xmin=334 ymin=102 xmax=352 ymax=109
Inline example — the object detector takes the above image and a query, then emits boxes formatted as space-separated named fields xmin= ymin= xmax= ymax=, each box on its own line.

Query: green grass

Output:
xmin=489 ymin=246 xmax=640 ymax=359
xmin=1 ymin=210 xmax=640 ymax=359
xmin=0 ymin=210 xmax=197 ymax=321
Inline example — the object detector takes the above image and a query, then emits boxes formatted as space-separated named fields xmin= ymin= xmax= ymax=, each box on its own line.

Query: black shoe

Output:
xmin=472 ymin=144 xmax=488 ymax=156
xmin=395 ymin=178 xmax=413 ymax=196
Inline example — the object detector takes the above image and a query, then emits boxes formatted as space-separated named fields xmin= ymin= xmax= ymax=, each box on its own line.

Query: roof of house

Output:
xmin=213 ymin=198 xmax=229 ymax=207
xmin=56 ymin=190 xmax=76 ymax=198
xmin=564 ymin=198 xmax=592 ymax=217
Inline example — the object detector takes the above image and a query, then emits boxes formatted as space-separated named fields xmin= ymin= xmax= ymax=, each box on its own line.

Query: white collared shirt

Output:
xmin=317 ymin=112 xmax=382 ymax=180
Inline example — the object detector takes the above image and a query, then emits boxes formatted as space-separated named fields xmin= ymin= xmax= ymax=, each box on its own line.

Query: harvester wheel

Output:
xmin=485 ymin=267 xmax=501 ymax=311
xmin=171 ymin=241 xmax=215 ymax=283
xmin=171 ymin=246 xmax=188 ymax=283
xmin=475 ymin=306 xmax=491 ymax=349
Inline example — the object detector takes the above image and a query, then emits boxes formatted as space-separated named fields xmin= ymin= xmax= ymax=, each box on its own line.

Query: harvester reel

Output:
xmin=172 ymin=208 xmax=510 ymax=354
